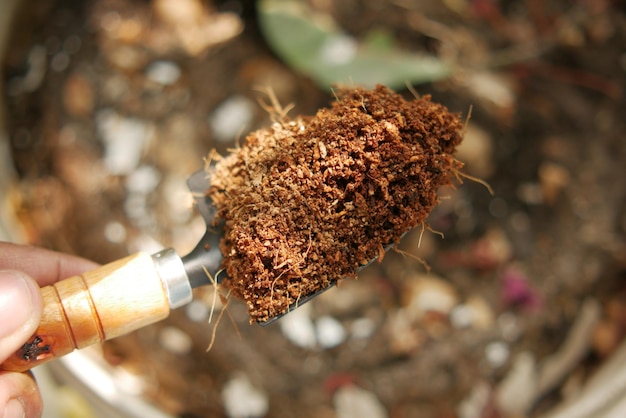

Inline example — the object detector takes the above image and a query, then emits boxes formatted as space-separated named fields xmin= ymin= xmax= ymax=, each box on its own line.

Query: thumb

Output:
xmin=0 ymin=271 xmax=43 ymax=363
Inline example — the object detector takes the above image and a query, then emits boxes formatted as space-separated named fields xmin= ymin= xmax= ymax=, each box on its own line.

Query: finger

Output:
xmin=0 ymin=271 xmax=43 ymax=363
xmin=0 ymin=371 xmax=42 ymax=418
xmin=0 ymin=242 xmax=98 ymax=287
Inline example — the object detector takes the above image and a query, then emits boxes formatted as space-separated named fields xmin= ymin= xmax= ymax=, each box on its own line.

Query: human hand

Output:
xmin=0 ymin=242 xmax=97 ymax=418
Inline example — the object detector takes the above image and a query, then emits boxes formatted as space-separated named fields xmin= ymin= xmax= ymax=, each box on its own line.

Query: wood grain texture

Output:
xmin=1 ymin=252 xmax=171 ymax=372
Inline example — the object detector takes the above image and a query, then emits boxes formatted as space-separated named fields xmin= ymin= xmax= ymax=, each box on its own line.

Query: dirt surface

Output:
xmin=3 ymin=1 xmax=625 ymax=418
xmin=209 ymin=86 xmax=464 ymax=322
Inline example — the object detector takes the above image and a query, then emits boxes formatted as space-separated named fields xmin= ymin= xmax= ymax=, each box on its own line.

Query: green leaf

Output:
xmin=258 ymin=0 xmax=452 ymax=89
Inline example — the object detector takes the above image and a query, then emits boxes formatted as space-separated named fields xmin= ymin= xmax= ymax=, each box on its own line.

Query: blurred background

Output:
xmin=0 ymin=0 xmax=624 ymax=417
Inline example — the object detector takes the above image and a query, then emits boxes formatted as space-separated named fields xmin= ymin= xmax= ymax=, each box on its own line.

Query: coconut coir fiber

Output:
xmin=208 ymin=85 xmax=464 ymax=322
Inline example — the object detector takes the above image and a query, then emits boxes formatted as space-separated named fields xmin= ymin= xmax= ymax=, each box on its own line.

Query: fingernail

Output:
xmin=0 ymin=271 xmax=36 ymax=339
xmin=3 ymin=399 xmax=25 ymax=418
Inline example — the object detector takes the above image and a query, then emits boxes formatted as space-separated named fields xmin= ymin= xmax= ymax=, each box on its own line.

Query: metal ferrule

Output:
xmin=152 ymin=248 xmax=193 ymax=309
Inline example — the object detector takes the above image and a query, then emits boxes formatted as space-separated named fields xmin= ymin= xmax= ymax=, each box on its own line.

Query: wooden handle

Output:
xmin=1 ymin=252 xmax=171 ymax=372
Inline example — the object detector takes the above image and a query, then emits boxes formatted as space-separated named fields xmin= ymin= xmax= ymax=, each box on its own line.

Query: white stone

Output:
xmin=405 ymin=275 xmax=457 ymax=320
xmin=455 ymin=124 xmax=494 ymax=178
xmin=316 ymin=316 xmax=347 ymax=349
xmin=279 ymin=303 xmax=317 ymax=349
xmin=222 ymin=374 xmax=269 ymax=418
xmin=451 ymin=297 xmax=494 ymax=330
xmin=96 ymin=109 xmax=152 ymax=175
xmin=463 ymin=71 xmax=515 ymax=112
xmin=450 ymin=304 xmax=474 ymax=329
xmin=103 ymin=221 xmax=127 ymax=244
xmin=350 ymin=317 xmax=376 ymax=340
xmin=387 ymin=309 xmax=423 ymax=355
xmin=185 ymin=300 xmax=209 ymax=322
xmin=334 ymin=385 xmax=387 ymax=418
xmin=124 ymin=192 xmax=149 ymax=222
xmin=498 ymin=312 xmax=522 ymax=342
xmin=112 ymin=367 xmax=145 ymax=396
xmin=126 ymin=165 xmax=161 ymax=194
xmin=158 ymin=326 xmax=193 ymax=355
xmin=146 ymin=61 xmax=181 ymax=85
xmin=485 ymin=341 xmax=510 ymax=368
xmin=209 ymin=95 xmax=255 ymax=143
xmin=458 ymin=381 xmax=491 ymax=418
xmin=495 ymin=351 xmax=538 ymax=416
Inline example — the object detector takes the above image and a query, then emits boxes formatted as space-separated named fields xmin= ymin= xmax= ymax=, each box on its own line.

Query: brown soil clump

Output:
xmin=208 ymin=85 xmax=464 ymax=322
